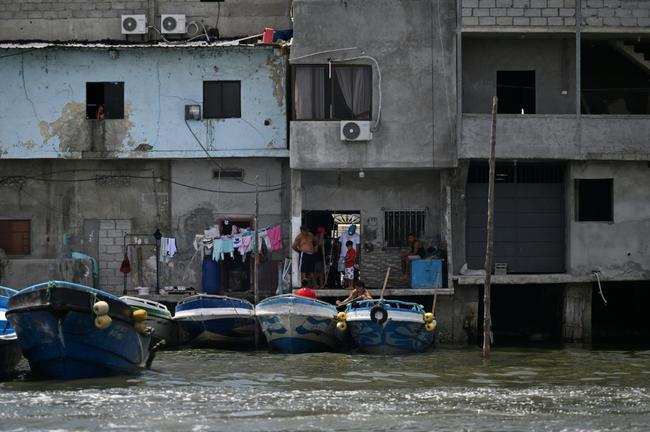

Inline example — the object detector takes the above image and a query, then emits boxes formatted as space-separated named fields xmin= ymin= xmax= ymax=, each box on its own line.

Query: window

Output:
xmin=575 ymin=179 xmax=613 ymax=222
xmin=86 ymin=82 xmax=124 ymax=119
xmin=203 ymin=81 xmax=241 ymax=119
xmin=497 ymin=71 xmax=536 ymax=114
xmin=384 ymin=209 xmax=426 ymax=247
xmin=213 ymin=169 xmax=244 ymax=180
xmin=0 ymin=220 xmax=31 ymax=255
xmin=292 ymin=65 xmax=372 ymax=120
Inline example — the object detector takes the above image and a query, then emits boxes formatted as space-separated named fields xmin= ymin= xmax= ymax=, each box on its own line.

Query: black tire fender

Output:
xmin=370 ymin=305 xmax=388 ymax=325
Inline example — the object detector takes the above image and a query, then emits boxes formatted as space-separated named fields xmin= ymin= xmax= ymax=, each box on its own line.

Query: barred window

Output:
xmin=384 ymin=209 xmax=425 ymax=247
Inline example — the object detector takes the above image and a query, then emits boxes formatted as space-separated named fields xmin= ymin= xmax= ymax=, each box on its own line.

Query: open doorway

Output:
xmin=219 ymin=218 xmax=252 ymax=292
xmin=302 ymin=210 xmax=361 ymax=289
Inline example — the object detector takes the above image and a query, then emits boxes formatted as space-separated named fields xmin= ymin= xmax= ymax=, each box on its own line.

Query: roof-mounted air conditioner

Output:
xmin=121 ymin=15 xmax=147 ymax=34
xmin=161 ymin=14 xmax=187 ymax=34
xmin=340 ymin=120 xmax=372 ymax=142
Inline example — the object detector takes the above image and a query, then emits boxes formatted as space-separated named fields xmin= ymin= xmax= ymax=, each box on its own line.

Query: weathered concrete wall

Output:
xmin=567 ymin=161 xmax=650 ymax=280
xmin=582 ymin=0 xmax=650 ymax=28
xmin=290 ymin=0 xmax=457 ymax=169
xmin=0 ymin=159 xmax=170 ymax=293
xmin=169 ymin=158 xmax=288 ymax=290
xmin=0 ymin=0 xmax=292 ymax=41
xmin=461 ymin=115 xmax=650 ymax=159
xmin=301 ymin=170 xmax=441 ymax=288
xmin=0 ymin=46 xmax=287 ymax=159
xmin=462 ymin=37 xmax=576 ymax=114
xmin=461 ymin=0 xmax=576 ymax=28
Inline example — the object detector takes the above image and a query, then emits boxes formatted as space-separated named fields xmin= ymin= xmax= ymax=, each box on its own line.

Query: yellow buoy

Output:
xmin=95 ymin=314 xmax=112 ymax=329
xmin=337 ymin=311 xmax=347 ymax=321
xmin=336 ymin=321 xmax=348 ymax=331
xmin=423 ymin=312 xmax=434 ymax=323
xmin=93 ymin=301 xmax=109 ymax=316
xmin=133 ymin=309 xmax=148 ymax=321
xmin=134 ymin=321 xmax=147 ymax=334
xmin=425 ymin=321 xmax=437 ymax=332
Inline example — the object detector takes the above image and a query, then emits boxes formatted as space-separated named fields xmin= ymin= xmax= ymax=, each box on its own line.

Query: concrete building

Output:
xmin=0 ymin=1 xmax=292 ymax=295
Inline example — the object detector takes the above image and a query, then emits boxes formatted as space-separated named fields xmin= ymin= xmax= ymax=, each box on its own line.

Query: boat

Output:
xmin=173 ymin=294 xmax=256 ymax=348
xmin=121 ymin=296 xmax=176 ymax=347
xmin=6 ymin=281 xmax=153 ymax=379
xmin=342 ymin=299 xmax=435 ymax=354
xmin=0 ymin=286 xmax=22 ymax=376
xmin=255 ymin=294 xmax=343 ymax=353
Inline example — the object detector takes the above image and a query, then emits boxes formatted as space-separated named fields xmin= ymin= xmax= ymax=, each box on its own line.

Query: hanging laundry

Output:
xmin=159 ymin=237 xmax=169 ymax=262
xmin=232 ymin=236 xmax=243 ymax=256
xmin=258 ymin=230 xmax=271 ymax=252
xmin=266 ymin=225 xmax=283 ymax=251
xmin=166 ymin=238 xmax=177 ymax=257
xmin=241 ymin=234 xmax=254 ymax=258
xmin=222 ymin=238 xmax=234 ymax=259
xmin=213 ymin=238 xmax=224 ymax=262
xmin=119 ymin=254 xmax=131 ymax=274
xmin=159 ymin=237 xmax=177 ymax=262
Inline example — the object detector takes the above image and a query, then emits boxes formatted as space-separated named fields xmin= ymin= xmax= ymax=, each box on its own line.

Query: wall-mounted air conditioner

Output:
xmin=340 ymin=120 xmax=372 ymax=142
xmin=121 ymin=15 xmax=147 ymax=34
xmin=161 ymin=14 xmax=187 ymax=34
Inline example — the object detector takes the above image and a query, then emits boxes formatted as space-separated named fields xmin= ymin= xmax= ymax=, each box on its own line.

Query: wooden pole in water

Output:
xmin=379 ymin=266 xmax=391 ymax=300
xmin=483 ymin=96 xmax=498 ymax=360
xmin=254 ymin=176 xmax=260 ymax=350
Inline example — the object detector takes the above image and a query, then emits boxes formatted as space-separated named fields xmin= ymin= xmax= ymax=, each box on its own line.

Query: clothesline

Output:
xmin=193 ymin=223 xmax=283 ymax=262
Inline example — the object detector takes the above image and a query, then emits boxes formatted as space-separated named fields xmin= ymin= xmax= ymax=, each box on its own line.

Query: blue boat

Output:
xmin=343 ymin=299 xmax=435 ymax=354
xmin=6 ymin=281 xmax=153 ymax=380
xmin=173 ymin=294 xmax=256 ymax=348
xmin=0 ymin=286 xmax=21 ymax=376
xmin=256 ymin=294 xmax=343 ymax=353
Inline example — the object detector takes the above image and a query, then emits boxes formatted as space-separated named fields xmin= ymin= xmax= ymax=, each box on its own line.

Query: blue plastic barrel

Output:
xmin=202 ymin=257 xmax=221 ymax=294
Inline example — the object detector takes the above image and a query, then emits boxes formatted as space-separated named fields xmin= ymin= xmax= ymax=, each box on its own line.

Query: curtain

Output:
xmin=334 ymin=66 xmax=371 ymax=119
xmin=294 ymin=67 xmax=325 ymax=119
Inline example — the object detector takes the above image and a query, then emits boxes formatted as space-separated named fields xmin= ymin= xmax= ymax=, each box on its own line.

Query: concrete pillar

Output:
xmin=290 ymin=169 xmax=302 ymax=288
xmin=562 ymin=283 xmax=592 ymax=344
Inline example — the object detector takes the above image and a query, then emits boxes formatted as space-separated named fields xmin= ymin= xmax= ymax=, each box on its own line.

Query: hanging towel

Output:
xmin=267 ymin=225 xmax=283 ymax=251
xmin=159 ymin=237 xmax=169 ymax=262
xmin=222 ymin=238 xmax=234 ymax=259
xmin=213 ymin=238 xmax=224 ymax=262
xmin=167 ymin=238 xmax=177 ymax=257
xmin=241 ymin=235 xmax=254 ymax=258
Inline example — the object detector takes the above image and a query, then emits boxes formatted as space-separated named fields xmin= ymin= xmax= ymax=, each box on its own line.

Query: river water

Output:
xmin=1 ymin=348 xmax=650 ymax=431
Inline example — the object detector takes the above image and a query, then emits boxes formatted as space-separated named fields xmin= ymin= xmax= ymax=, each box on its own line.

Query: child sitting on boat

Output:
xmin=336 ymin=281 xmax=372 ymax=305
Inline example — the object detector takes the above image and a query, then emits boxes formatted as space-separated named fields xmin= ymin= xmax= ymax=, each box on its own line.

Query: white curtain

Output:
xmin=334 ymin=67 xmax=371 ymax=119
xmin=294 ymin=67 xmax=325 ymax=119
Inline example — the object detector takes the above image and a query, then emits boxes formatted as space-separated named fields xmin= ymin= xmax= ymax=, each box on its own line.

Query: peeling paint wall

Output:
xmin=0 ymin=46 xmax=287 ymax=159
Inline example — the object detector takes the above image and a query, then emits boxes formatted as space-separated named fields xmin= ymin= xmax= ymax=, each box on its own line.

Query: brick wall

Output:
xmin=461 ymin=0 xmax=577 ymax=27
xmin=582 ymin=0 xmax=650 ymax=27
xmin=98 ymin=219 xmax=132 ymax=294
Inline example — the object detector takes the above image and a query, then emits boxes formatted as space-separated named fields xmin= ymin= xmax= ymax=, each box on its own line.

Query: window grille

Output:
xmin=384 ymin=209 xmax=425 ymax=247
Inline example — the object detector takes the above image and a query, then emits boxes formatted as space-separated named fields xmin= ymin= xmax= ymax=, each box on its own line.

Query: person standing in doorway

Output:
xmin=338 ymin=224 xmax=360 ymax=287
xmin=292 ymin=225 xmax=316 ymax=286
xmin=343 ymin=240 xmax=356 ymax=289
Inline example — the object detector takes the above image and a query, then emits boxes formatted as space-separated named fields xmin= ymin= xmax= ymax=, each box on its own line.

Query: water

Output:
xmin=1 ymin=348 xmax=650 ymax=431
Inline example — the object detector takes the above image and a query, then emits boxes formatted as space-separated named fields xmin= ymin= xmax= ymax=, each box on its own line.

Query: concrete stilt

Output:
xmin=290 ymin=169 xmax=302 ymax=289
xmin=562 ymin=283 xmax=592 ymax=344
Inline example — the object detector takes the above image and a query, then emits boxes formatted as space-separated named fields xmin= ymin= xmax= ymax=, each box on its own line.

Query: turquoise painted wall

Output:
xmin=0 ymin=45 xmax=287 ymax=158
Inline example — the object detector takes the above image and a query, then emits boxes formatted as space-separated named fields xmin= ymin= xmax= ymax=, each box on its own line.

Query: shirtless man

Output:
xmin=292 ymin=225 xmax=316 ymax=286
xmin=401 ymin=232 xmax=426 ymax=279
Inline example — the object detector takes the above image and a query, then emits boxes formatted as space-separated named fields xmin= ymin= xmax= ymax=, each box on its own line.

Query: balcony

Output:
xmin=460 ymin=114 xmax=650 ymax=160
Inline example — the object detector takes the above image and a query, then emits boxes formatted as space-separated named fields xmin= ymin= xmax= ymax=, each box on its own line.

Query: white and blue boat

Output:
xmin=343 ymin=299 xmax=435 ymax=354
xmin=255 ymin=294 xmax=341 ymax=353
xmin=173 ymin=294 xmax=256 ymax=348
xmin=0 ymin=286 xmax=21 ymax=376
xmin=121 ymin=296 xmax=177 ymax=347
xmin=6 ymin=281 xmax=153 ymax=380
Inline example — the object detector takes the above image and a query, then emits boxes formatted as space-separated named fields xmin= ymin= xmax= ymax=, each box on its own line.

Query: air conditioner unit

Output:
xmin=121 ymin=15 xmax=147 ymax=34
xmin=161 ymin=14 xmax=187 ymax=34
xmin=340 ymin=120 xmax=372 ymax=142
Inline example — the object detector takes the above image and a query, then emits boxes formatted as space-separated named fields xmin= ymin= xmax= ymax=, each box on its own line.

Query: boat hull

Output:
xmin=346 ymin=301 xmax=433 ymax=354
xmin=174 ymin=295 xmax=256 ymax=348
xmin=256 ymin=295 xmax=341 ymax=354
xmin=0 ymin=286 xmax=22 ymax=375
xmin=7 ymin=281 xmax=151 ymax=380
xmin=121 ymin=296 xmax=176 ymax=347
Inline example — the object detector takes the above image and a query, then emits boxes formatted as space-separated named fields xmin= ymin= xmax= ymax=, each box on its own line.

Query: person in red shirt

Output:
xmin=343 ymin=240 xmax=356 ymax=289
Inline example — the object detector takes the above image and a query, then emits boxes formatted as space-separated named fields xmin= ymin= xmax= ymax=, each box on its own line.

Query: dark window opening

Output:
xmin=0 ymin=220 xmax=31 ymax=255
xmin=292 ymin=65 xmax=372 ymax=120
xmin=581 ymin=40 xmax=650 ymax=114
xmin=496 ymin=70 xmax=536 ymax=114
xmin=468 ymin=161 xmax=564 ymax=184
xmin=204 ymin=81 xmax=241 ymax=119
xmin=575 ymin=179 xmax=613 ymax=222
xmin=385 ymin=209 xmax=425 ymax=248
xmin=213 ymin=169 xmax=244 ymax=180
xmin=86 ymin=82 xmax=124 ymax=119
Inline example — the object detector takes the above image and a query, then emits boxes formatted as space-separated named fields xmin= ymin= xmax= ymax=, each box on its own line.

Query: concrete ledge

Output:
xmin=455 ymin=273 xmax=650 ymax=285
xmin=314 ymin=288 xmax=454 ymax=297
